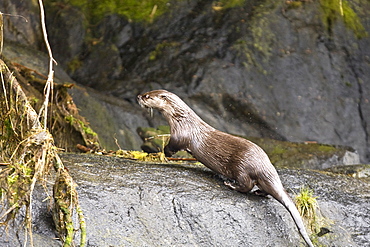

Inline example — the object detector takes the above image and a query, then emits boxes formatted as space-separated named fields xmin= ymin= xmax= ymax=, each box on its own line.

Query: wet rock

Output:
xmin=1 ymin=153 xmax=369 ymax=246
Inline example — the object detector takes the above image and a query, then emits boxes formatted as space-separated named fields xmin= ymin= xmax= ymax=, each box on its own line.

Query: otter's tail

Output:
xmin=276 ymin=190 xmax=315 ymax=247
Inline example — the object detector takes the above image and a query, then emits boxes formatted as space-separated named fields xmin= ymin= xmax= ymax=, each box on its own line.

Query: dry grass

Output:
xmin=0 ymin=5 xmax=86 ymax=247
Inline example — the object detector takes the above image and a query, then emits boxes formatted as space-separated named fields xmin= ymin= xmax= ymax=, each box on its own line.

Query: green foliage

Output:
xmin=60 ymin=0 xmax=171 ymax=23
xmin=320 ymin=0 xmax=368 ymax=38
xmin=295 ymin=187 xmax=318 ymax=219
xmin=295 ymin=187 xmax=319 ymax=232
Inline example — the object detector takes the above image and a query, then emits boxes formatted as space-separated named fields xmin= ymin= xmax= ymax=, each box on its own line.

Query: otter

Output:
xmin=137 ymin=89 xmax=314 ymax=247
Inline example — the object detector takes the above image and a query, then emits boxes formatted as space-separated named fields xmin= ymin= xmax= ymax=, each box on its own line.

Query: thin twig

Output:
xmin=38 ymin=0 xmax=57 ymax=129
xmin=1 ymin=62 xmax=9 ymax=110
xmin=0 ymin=12 xmax=3 ymax=56
xmin=0 ymin=202 xmax=19 ymax=221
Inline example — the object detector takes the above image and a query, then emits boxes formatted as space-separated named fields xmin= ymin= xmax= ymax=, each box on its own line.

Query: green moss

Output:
xmin=247 ymin=136 xmax=349 ymax=169
xmin=3 ymin=118 xmax=14 ymax=139
xmin=157 ymin=125 xmax=170 ymax=133
xmin=215 ymin=0 xmax=246 ymax=9
xmin=57 ymin=0 xmax=171 ymax=24
xmin=287 ymin=1 xmax=303 ymax=9
xmin=271 ymin=145 xmax=286 ymax=156
xmin=231 ymin=2 xmax=278 ymax=73
xmin=149 ymin=42 xmax=180 ymax=61
xmin=65 ymin=115 xmax=75 ymax=125
xmin=137 ymin=125 xmax=171 ymax=153
xmin=67 ymin=56 xmax=83 ymax=73
xmin=320 ymin=0 xmax=368 ymax=38
xmin=65 ymin=115 xmax=97 ymax=137
xmin=78 ymin=120 xmax=97 ymax=136
xmin=345 ymin=81 xmax=352 ymax=87
xmin=7 ymin=172 xmax=19 ymax=186
xmin=316 ymin=144 xmax=337 ymax=153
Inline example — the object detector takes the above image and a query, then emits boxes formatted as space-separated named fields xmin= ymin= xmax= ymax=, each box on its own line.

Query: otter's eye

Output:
xmin=144 ymin=94 xmax=150 ymax=99
xmin=160 ymin=95 xmax=167 ymax=99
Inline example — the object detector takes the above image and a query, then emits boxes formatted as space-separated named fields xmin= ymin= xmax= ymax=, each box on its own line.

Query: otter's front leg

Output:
xmin=164 ymin=138 xmax=186 ymax=157
xmin=164 ymin=145 xmax=176 ymax=157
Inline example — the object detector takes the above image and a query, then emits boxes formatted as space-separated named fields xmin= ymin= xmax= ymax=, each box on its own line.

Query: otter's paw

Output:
xmin=252 ymin=189 xmax=269 ymax=197
xmin=224 ymin=180 xmax=237 ymax=190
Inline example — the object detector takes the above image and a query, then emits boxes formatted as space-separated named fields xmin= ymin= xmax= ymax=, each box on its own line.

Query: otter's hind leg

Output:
xmin=224 ymin=175 xmax=255 ymax=193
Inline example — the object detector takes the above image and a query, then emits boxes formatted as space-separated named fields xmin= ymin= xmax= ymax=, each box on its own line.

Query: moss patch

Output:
xmin=247 ymin=136 xmax=350 ymax=169
xmin=319 ymin=0 xmax=368 ymax=38
xmin=137 ymin=125 xmax=170 ymax=153
xmin=231 ymin=2 xmax=278 ymax=73
xmin=149 ymin=41 xmax=181 ymax=61
xmin=54 ymin=0 xmax=172 ymax=24
xmin=212 ymin=0 xmax=246 ymax=10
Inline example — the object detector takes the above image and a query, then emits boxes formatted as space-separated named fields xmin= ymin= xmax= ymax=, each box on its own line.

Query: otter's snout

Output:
xmin=137 ymin=93 xmax=150 ymax=109
xmin=137 ymin=95 xmax=143 ymax=106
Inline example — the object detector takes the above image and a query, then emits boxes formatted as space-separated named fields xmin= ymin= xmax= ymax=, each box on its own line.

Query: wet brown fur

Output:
xmin=137 ymin=90 xmax=314 ymax=247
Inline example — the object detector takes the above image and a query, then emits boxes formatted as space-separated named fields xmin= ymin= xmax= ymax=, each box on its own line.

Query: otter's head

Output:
xmin=137 ymin=90 xmax=170 ymax=110
xmin=137 ymin=90 xmax=187 ymax=119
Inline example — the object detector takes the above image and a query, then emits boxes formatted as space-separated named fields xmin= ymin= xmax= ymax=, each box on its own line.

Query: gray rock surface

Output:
xmin=2 ymin=1 xmax=370 ymax=162
xmin=48 ymin=1 xmax=370 ymax=162
xmin=1 ymin=153 xmax=369 ymax=246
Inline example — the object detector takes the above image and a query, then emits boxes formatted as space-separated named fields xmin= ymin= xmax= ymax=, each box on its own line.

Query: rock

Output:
xmin=3 ymin=0 xmax=370 ymax=163
xmin=1 ymin=41 xmax=362 ymax=169
xmin=2 ymin=42 xmax=147 ymax=151
xmin=46 ymin=4 xmax=86 ymax=69
xmin=69 ymin=42 xmax=124 ymax=90
xmin=1 ymin=153 xmax=369 ymax=246
xmin=41 ymin=0 xmax=370 ymax=162
xmin=326 ymin=164 xmax=370 ymax=178
xmin=137 ymin=126 xmax=360 ymax=170
xmin=247 ymin=137 xmax=360 ymax=170
xmin=67 ymin=85 xmax=149 ymax=151
xmin=1 ymin=1 xmax=43 ymax=49
xmin=137 ymin=125 xmax=170 ymax=153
